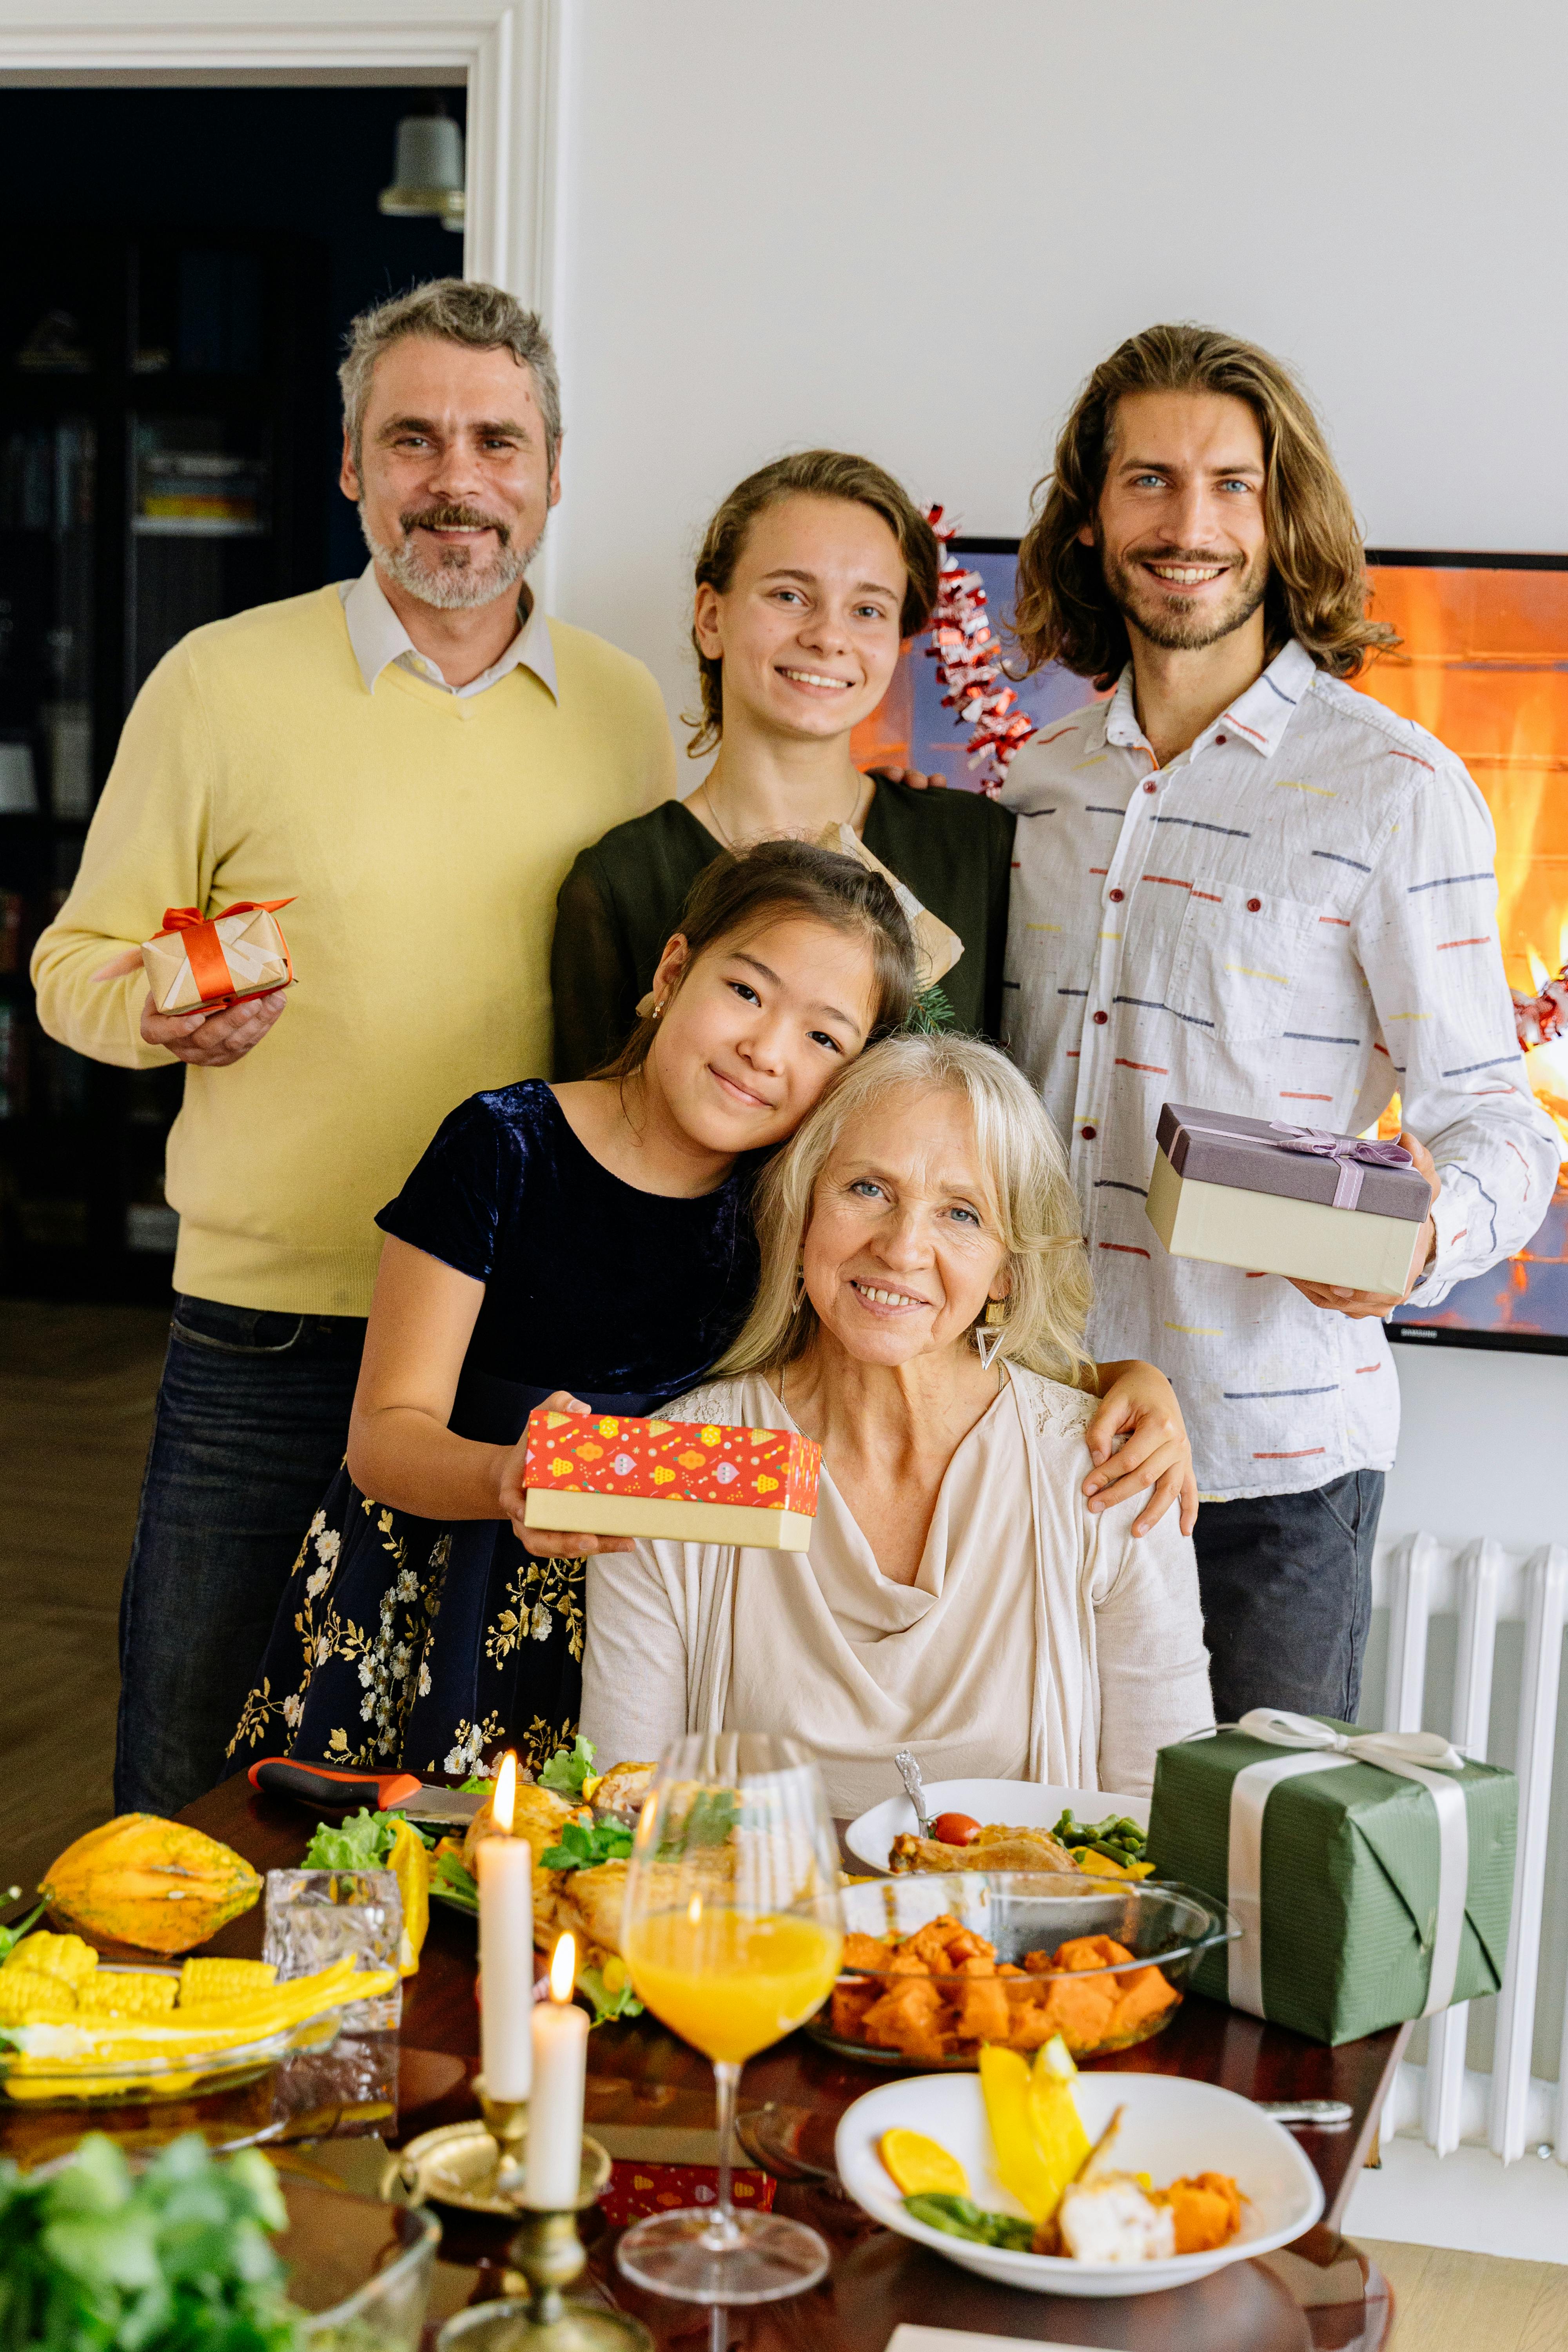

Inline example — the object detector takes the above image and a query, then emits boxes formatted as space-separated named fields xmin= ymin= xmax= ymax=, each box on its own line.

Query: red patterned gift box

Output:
xmin=599 ymin=2161 xmax=775 ymax=2229
xmin=521 ymin=1408 xmax=821 ymax=1550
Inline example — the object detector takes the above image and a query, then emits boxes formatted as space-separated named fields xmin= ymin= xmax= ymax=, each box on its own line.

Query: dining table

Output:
xmin=0 ymin=1770 xmax=1409 ymax=2352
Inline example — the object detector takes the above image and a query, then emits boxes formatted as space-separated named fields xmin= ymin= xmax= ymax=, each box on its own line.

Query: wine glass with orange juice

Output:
xmin=615 ymin=1732 xmax=844 ymax=2305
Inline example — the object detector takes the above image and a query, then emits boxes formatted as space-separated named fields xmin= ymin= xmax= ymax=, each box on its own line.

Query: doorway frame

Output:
xmin=0 ymin=2 xmax=561 ymax=312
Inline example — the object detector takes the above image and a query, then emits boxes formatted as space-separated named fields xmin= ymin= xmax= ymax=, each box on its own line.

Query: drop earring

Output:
xmin=974 ymin=1298 xmax=1008 ymax=1370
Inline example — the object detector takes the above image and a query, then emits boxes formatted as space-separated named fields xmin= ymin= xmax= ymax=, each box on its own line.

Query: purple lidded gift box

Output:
xmin=1145 ymin=1103 xmax=1432 ymax=1292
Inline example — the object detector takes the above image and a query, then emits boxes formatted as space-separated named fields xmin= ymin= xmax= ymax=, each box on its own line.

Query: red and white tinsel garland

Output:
xmin=923 ymin=505 xmax=1036 ymax=794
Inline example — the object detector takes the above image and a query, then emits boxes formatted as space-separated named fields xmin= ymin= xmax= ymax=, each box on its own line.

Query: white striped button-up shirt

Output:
xmin=1001 ymin=638 xmax=1561 ymax=1501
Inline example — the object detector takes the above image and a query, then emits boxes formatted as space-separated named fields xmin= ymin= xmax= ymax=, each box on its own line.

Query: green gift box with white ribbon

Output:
xmin=1147 ymin=1710 xmax=1516 ymax=2045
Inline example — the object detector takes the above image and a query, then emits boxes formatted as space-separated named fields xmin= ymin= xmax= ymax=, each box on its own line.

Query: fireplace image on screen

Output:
xmin=1357 ymin=555 xmax=1568 ymax=1355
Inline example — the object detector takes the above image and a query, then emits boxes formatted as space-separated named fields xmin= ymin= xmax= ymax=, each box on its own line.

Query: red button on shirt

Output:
xmin=1216 ymin=733 xmax=1227 ymax=745
xmin=1081 ymin=1124 xmax=1097 ymax=1140
xmin=1247 ymin=897 xmax=1262 ymax=912
xmin=1108 ymin=887 xmax=1125 ymax=903
xmin=1093 ymin=1009 xmax=1108 ymax=1025
xmin=1143 ymin=779 xmax=1158 ymax=793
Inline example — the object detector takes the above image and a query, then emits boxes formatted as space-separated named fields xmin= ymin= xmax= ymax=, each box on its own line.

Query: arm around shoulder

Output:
xmin=1089 ymin=1493 xmax=1214 ymax=1795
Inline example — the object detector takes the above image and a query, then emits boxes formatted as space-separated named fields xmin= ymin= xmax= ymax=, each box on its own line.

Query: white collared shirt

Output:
xmin=338 ymin=562 xmax=558 ymax=701
xmin=1001 ymin=639 xmax=1561 ymax=1501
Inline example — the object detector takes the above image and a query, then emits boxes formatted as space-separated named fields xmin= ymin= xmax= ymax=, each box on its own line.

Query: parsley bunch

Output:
xmin=0 ymin=2133 xmax=299 ymax=2352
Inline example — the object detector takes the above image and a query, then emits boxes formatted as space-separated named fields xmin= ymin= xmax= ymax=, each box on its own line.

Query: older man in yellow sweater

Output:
xmin=31 ymin=280 xmax=676 ymax=1816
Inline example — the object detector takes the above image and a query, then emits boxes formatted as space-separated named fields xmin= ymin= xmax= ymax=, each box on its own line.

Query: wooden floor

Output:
xmin=0 ymin=1299 xmax=169 ymax=1901
xmin=1 ymin=1303 xmax=1562 ymax=2337
xmin=1365 ymin=2237 xmax=1568 ymax=2350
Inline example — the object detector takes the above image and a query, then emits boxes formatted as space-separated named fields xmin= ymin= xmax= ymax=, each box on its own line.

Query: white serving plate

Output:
xmin=834 ymin=2069 xmax=1322 ymax=2298
xmin=844 ymin=1781 xmax=1150 ymax=1874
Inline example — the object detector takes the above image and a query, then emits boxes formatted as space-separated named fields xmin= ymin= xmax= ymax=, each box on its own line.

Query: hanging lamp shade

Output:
xmin=380 ymin=113 xmax=466 ymax=230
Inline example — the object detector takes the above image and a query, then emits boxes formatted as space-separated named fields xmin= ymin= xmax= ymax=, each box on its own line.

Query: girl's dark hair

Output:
xmin=601 ymin=838 xmax=919 ymax=1082
xmin=687 ymin=449 xmax=940 ymax=757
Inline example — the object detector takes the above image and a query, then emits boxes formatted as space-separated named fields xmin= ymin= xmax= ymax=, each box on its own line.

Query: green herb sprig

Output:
xmin=539 ymin=1820 xmax=632 ymax=1872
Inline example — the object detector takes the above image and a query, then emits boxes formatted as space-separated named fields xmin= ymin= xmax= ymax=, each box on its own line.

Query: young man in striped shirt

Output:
xmin=1000 ymin=323 xmax=1558 ymax=1724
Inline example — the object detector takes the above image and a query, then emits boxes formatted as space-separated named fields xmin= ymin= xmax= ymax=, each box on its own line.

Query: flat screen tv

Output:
xmin=852 ymin=540 xmax=1568 ymax=1356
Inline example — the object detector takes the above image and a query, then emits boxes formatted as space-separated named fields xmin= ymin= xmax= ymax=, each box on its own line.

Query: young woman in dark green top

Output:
xmin=551 ymin=449 xmax=1015 ymax=1079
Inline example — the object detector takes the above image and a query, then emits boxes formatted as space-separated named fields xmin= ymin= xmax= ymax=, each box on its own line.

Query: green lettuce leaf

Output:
xmin=538 ymin=1736 xmax=597 ymax=1797
xmin=576 ymin=1966 xmax=643 ymax=2025
xmin=539 ymin=1819 xmax=632 ymax=1872
xmin=302 ymin=1808 xmax=399 ymax=1870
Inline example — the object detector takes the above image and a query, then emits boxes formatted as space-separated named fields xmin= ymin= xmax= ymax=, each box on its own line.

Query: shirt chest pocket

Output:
xmin=1166 ymin=881 xmax=1320 ymax=1043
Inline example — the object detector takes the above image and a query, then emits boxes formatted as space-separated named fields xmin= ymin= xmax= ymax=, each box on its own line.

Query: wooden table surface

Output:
xmin=4 ymin=1773 xmax=1408 ymax=2350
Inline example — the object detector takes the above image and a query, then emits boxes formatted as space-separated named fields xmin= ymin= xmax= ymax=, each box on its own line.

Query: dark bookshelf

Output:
xmin=0 ymin=229 xmax=324 ymax=1300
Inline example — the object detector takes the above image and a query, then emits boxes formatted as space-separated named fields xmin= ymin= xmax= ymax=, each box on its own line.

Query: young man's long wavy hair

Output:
xmin=1013 ymin=323 xmax=1398 ymax=689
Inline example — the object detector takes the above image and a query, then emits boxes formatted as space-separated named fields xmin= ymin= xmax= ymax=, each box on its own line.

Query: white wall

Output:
xmin=551 ymin=0 xmax=1568 ymax=1559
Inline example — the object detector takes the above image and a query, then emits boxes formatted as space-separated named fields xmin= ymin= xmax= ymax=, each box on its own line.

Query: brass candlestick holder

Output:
xmin=434 ymin=2125 xmax=652 ymax=2352
xmin=475 ymin=2076 xmax=530 ymax=2196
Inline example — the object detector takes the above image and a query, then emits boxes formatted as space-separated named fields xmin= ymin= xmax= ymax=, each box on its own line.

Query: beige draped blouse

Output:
xmin=581 ymin=1366 xmax=1213 ymax=1817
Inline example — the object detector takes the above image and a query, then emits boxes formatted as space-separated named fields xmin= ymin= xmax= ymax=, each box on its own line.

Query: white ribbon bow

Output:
xmin=1226 ymin=1708 xmax=1470 ymax=2024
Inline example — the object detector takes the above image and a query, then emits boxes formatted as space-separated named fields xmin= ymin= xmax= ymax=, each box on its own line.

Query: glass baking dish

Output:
xmin=806 ymin=1872 xmax=1238 ymax=2071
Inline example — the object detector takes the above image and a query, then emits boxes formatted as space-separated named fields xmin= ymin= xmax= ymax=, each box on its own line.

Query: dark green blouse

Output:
xmin=550 ymin=777 xmax=1016 ymax=1079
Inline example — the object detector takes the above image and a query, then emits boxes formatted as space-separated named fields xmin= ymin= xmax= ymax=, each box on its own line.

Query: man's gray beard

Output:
xmin=359 ymin=509 xmax=545 ymax=613
xmin=1102 ymin=543 xmax=1268 ymax=653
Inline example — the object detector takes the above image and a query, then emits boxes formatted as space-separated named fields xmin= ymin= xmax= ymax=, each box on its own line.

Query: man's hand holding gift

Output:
xmin=1286 ymin=1130 xmax=1442 ymax=1321
xmin=92 ymin=942 xmax=289 ymax=1065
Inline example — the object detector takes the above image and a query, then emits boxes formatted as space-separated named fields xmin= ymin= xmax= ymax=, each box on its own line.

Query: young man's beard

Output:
xmin=360 ymin=501 xmax=545 ymax=612
xmin=1098 ymin=531 xmax=1269 ymax=654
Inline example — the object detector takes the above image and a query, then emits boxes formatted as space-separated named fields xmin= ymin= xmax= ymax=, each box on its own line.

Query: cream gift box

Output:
xmin=141 ymin=900 xmax=293 ymax=1015
xmin=1145 ymin=1103 xmax=1431 ymax=1292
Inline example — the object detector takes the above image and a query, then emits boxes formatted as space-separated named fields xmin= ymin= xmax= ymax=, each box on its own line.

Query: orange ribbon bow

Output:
xmin=155 ymin=899 xmax=294 ymax=1007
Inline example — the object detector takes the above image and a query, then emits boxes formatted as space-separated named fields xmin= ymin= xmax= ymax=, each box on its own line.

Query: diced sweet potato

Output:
xmin=1163 ymin=2173 xmax=1241 ymax=2254
xmin=899 ymin=1920 xmax=963 ymax=1972
xmin=830 ymin=1982 xmax=879 ymax=2038
xmin=1107 ymin=1962 xmax=1180 ymax=2039
xmin=950 ymin=1955 xmax=1011 ymax=2042
xmin=1033 ymin=1969 xmax=1119 ymax=2051
xmin=842 ymin=1933 xmax=895 ymax=1972
xmin=940 ymin=1927 xmax=996 ymax=1967
xmin=1022 ymin=1947 xmax=1055 ymax=1976
xmin=996 ymin=1961 xmax=1026 ymax=1978
xmin=888 ymin=1948 xmax=930 ymax=1976
xmin=860 ymin=1975 xmax=951 ymax=2061
xmin=1003 ymin=2000 xmax=1060 ymax=2050
xmin=1052 ymin=1933 xmax=1135 ymax=1973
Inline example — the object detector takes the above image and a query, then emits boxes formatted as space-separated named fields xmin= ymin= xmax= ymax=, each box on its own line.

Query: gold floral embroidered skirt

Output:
xmin=227 ymin=1461 xmax=586 ymax=1780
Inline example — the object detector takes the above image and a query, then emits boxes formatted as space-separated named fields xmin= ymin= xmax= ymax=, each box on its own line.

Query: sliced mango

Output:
xmin=1026 ymin=2034 xmax=1090 ymax=2213
xmin=879 ymin=2127 xmax=969 ymax=2200
xmin=979 ymin=2044 xmax=1059 ymax=2223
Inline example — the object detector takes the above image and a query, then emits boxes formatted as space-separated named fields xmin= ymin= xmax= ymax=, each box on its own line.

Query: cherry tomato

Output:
xmin=931 ymin=1811 xmax=982 ymax=1846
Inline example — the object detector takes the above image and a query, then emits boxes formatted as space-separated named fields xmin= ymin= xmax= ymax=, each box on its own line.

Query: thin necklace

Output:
xmin=706 ymin=764 xmax=863 ymax=850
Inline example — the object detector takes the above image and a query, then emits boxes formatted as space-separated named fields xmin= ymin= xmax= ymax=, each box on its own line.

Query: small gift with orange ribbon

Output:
xmin=522 ymin=1407 xmax=820 ymax=1550
xmin=140 ymin=900 xmax=294 ymax=1016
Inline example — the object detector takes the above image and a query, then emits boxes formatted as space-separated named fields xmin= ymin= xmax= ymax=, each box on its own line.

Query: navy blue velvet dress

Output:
xmin=228 ymin=1082 xmax=759 ymax=1779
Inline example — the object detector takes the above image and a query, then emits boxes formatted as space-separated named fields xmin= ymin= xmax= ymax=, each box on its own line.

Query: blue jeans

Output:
xmin=115 ymin=1294 xmax=367 ymax=1816
xmin=1192 ymin=1469 xmax=1384 ymax=1726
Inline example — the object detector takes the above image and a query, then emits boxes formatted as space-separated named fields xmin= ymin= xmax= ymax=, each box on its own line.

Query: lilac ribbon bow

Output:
xmin=1267 ymin=1123 xmax=1413 ymax=1209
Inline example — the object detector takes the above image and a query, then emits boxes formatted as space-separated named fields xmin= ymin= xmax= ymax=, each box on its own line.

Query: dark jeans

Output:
xmin=115 ymin=1293 xmax=367 ymax=1817
xmin=1192 ymin=1469 xmax=1384 ymax=1726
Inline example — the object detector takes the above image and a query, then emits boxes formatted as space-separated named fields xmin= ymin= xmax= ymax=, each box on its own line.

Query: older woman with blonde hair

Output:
xmin=581 ymin=1035 xmax=1212 ymax=1813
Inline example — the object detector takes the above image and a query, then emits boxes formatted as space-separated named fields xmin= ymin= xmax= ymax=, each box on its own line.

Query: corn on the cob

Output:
xmin=179 ymin=1956 xmax=276 ymax=2003
xmin=77 ymin=1972 xmax=180 ymax=2016
xmin=3 ymin=1932 xmax=98 ymax=1984
xmin=0 ymin=1971 xmax=78 ymax=2025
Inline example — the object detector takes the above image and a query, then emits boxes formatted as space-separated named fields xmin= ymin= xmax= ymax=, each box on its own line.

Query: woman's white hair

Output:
xmin=717 ymin=1033 xmax=1093 ymax=1386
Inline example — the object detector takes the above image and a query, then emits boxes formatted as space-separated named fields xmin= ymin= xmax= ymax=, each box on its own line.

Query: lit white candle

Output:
xmin=475 ymin=1752 xmax=533 ymax=2102
xmin=524 ymin=1933 xmax=588 ymax=2208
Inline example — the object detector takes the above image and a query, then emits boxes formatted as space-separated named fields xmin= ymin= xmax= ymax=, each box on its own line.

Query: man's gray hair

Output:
xmin=338 ymin=278 xmax=562 ymax=473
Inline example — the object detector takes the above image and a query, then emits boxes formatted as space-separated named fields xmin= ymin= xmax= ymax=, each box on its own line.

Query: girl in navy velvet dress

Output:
xmin=230 ymin=844 xmax=1195 ymax=1778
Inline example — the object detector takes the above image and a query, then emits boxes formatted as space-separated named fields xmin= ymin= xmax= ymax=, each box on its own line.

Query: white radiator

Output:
xmin=1367 ymin=1534 xmax=1568 ymax=2164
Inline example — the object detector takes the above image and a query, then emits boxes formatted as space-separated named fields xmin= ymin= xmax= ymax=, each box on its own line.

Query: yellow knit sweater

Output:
xmin=31 ymin=585 xmax=675 ymax=1314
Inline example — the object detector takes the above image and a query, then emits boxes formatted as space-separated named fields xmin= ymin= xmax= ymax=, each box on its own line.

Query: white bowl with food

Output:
xmin=834 ymin=2069 xmax=1322 ymax=2298
xmin=844 ymin=1780 xmax=1150 ymax=1875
